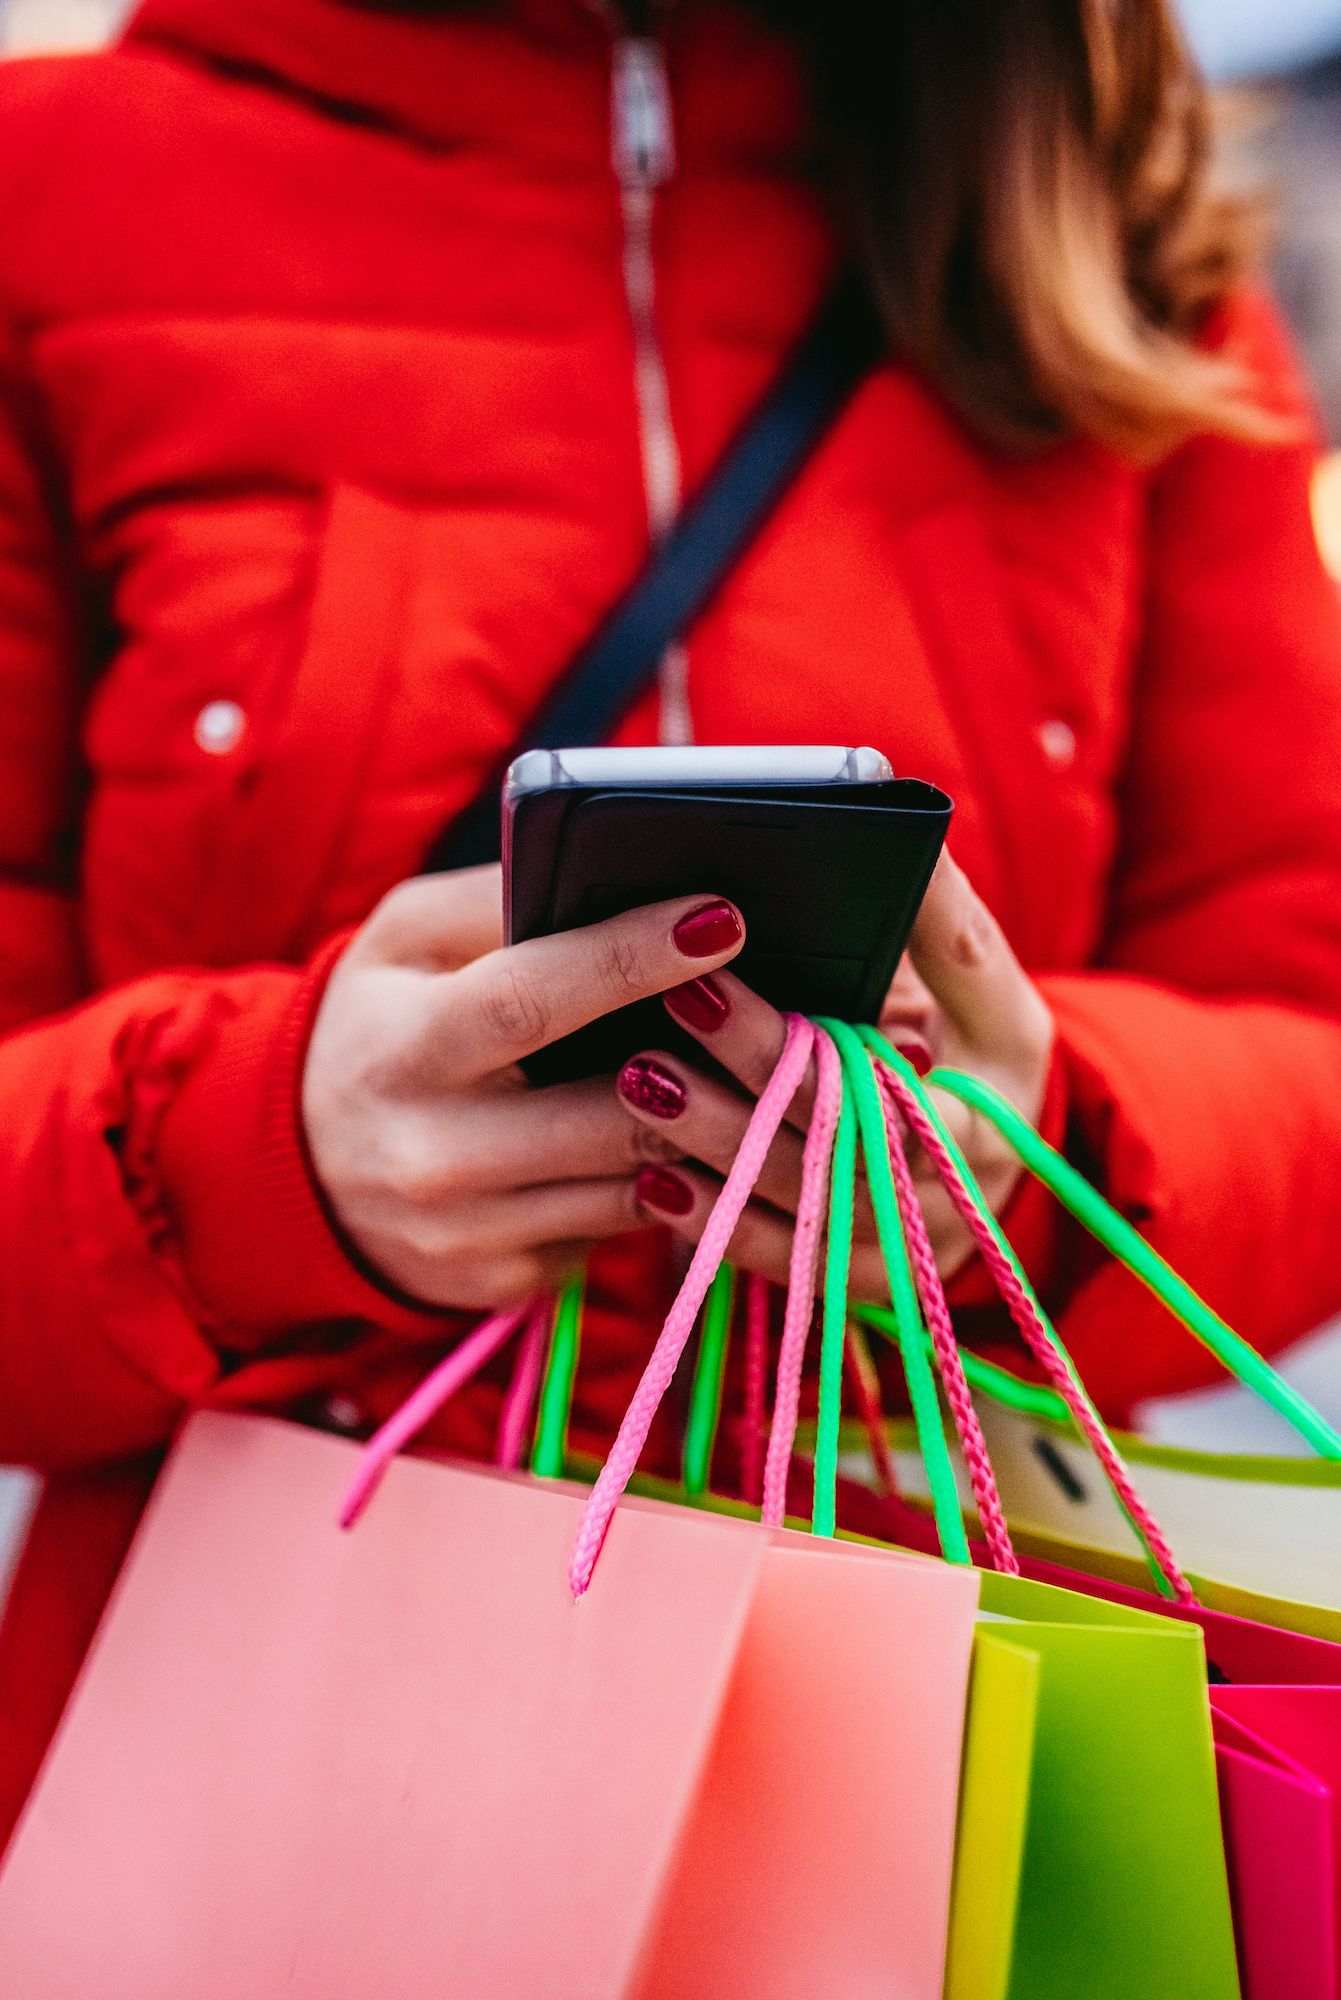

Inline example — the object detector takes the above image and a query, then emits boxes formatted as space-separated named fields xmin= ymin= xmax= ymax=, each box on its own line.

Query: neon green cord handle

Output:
xmin=824 ymin=1020 xmax=970 ymax=1564
xmin=858 ymin=1026 xmax=1181 ymax=1597
xmin=935 ymin=1065 xmax=1341 ymax=1460
xmin=530 ymin=1266 xmax=585 ymax=1478
xmin=683 ymin=1261 xmax=736 ymax=1496
xmin=854 ymin=1302 xmax=1070 ymax=1421
xmin=812 ymin=1083 xmax=858 ymax=1537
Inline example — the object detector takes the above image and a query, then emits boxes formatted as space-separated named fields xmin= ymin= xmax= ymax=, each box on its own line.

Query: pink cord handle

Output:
xmin=877 ymin=1063 xmax=1194 ymax=1606
xmin=879 ymin=1084 xmax=1018 ymax=1575
xmin=339 ymin=1302 xmax=534 ymax=1529
xmin=761 ymin=1025 xmax=843 ymax=1527
xmin=569 ymin=1014 xmax=816 ymax=1596
xmin=738 ymin=1271 xmax=771 ymax=1507
xmin=844 ymin=1326 xmax=899 ymax=1499
xmin=495 ymin=1298 xmax=551 ymax=1472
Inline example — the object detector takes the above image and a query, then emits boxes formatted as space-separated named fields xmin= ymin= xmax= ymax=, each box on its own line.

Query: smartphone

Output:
xmin=504 ymin=745 xmax=952 ymax=1083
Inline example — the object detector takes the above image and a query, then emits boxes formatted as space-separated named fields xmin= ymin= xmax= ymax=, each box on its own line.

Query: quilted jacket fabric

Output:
xmin=2 ymin=0 xmax=1341 ymax=1840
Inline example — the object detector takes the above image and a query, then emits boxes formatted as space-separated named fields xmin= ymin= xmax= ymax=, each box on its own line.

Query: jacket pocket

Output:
xmin=194 ymin=485 xmax=418 ymax=965
xmin=84 ymin=485 xmax=418 ymax=978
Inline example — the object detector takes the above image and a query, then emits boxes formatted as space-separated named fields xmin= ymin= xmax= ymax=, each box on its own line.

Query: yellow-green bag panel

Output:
xmin=946 ymin=1630 xmax=1039 ymax=2000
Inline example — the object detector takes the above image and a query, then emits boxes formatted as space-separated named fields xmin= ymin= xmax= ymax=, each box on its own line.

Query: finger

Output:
xmin=431 ymin=1245 xmax=603 ymax=1313
xmin=661 ymin=970 xmax=818 ymax=1134
xmin=903 ymin=1171 xmax=978 ymax=1283
xmin=445 ymin=894 xmax=745 ymax=1080
xmin=361 ymin=866 xmax=505 ymax=970
xmin=405 ymin=1076 xmax=688 ymax=1195
xmin=617 ymin=1047 xmax=884 ymax=1241
xmin=899 ymin=1082 xmax=1025 ymax=1211
xmin=392 ymin=1180 xmax=645 ymax=1302
xmin=616 ymin=1050 xmax=809 ymax=1215
xmin=633 ymin=1164 xmax=891 ymax=1300
xmin=878 ymin=957 xmax=940 ymax=1046
xmin=465 ymin=1176 xmax=645 ymax=1247
xmin=907 ymin=852 xmax=1051 ymax=1069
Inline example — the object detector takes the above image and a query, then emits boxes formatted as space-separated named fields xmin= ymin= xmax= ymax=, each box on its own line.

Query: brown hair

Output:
xmin=763 ymin=0 xmax=1272 ymax=458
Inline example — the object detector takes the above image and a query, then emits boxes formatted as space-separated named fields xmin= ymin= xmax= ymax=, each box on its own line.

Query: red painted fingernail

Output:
xmin=896 ymin=1040 xmax=933 ymax=1078
xmin=664 ymin=974 xmax=729 ymax=1033
xmin=671 ymin=899 xmax=743 ymax=959
xmin=635 ymin=1165 xmax=695 ymax=1216
xmin=618 ymin=1056 xmax=687 ymax=1120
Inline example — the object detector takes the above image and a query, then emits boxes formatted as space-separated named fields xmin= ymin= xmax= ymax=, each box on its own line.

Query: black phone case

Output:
xmin=507 ymin=777 xmax=953 ymax=1083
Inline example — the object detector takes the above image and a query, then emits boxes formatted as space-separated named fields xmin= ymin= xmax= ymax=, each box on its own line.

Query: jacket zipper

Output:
xmin=597 ymin=13 xmax=693 ymax=745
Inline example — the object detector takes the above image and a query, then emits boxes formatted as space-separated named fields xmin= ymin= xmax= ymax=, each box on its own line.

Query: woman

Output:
xmin=1 ymin=0 xmax=1340 ymax=1841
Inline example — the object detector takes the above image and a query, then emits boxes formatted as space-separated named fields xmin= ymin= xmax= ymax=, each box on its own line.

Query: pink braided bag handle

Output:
xmin=495 ymin=1298 xmax=552 ymax=1472
xmin=879 ymin=1089 xmax=1018 ymax=1575
xmin=877 ymin=1061 xmax=1194 ymax=1605
xmin=738 ymin=1271 xmax=771 ymax=1507
xmin=844 ymin=1325 xmax=899 ymax=1499
xmin=760 ymin=1025 xmax=844 ymax=1528
xmin=568 ymin=1013 xmax=816 ymax=1596
xmin=340 ymin=1300 xmax=536 ymax=1529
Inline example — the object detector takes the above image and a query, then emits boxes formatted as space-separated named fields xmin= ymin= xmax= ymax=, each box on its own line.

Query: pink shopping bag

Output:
xmin=1212 ymin=1686 xmax=1341 ymax=2000
xmin=1213 ymin=1706 xmax=1336 ymax=2000
xmin=0 ymin=1411 xmax=978 ymax=1999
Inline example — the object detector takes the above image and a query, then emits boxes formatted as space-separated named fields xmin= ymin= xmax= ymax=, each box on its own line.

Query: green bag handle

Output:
xmin=812 ymin=1077 xmax=859 ymax=1538
xmin=854 ymin=1302 xmax=1070 ymax=1422
xmin=933 ymin=1065 xmax=1341 ymax=1460
xmin=531 ymin=1257 xmax=740 ymax=1497
xmin=668 ymin=1020 xmax=970 ymax=1560
xmin=859 ymin=1028 xmax=1192 ymax=1599
xmin=530 ymin=1266 xmax=586 ymax=1478
xmin=823 ymin=1020 xmax=972 ymax=1563
xmin=683 ymin=1262 xmax=736 ymax=1496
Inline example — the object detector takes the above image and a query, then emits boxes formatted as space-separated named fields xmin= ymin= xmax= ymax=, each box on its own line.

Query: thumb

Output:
xmin=359 ymin=865 xmax=505 ymax=971
xmin=906 ymin=852 xmax=1051 ymax=1070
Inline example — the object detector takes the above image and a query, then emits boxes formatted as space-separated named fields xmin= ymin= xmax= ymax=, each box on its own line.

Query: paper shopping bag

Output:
xmin=944 ymin=1625 xmax=1040 ymax=2000
xmin=1213 ymin=1706 xmax=1336 ymax=2000
xmin=1212 ymin=1686 xmax=1341 ymax=2000
xmin=943 ymin=1569 xmax=1240 ymax=2000
xmin=1024 ymin=1564 xmax=1341 ymax=1680
xmin=631 ymin=1532 xmax=977 ymax=1999
xmin=0 ymin=1410 xmax=979 ymax=2000
xmin=958 ymin=1542 xmax=1341 ymax=1999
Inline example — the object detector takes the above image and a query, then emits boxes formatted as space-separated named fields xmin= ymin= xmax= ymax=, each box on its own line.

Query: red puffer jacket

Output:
xmin=2 ymin=0 xmax=1341 ymax=1842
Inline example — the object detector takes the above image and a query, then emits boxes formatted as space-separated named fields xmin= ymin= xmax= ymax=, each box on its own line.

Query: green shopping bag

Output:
xmin=948 ymin=1573 xmax=1240 ymax=2000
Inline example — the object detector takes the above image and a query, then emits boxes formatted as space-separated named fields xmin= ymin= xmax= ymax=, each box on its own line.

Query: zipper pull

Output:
xmin=611 ymin=38 xmax=676 ymax=191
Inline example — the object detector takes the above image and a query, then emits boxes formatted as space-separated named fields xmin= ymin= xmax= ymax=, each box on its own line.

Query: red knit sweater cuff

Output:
xmin=152 ymin=936 xmax=444 ymax=1347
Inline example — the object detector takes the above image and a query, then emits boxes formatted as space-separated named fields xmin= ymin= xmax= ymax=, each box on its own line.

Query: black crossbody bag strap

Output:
xmin=425 ymin=276 xmax=883 ymax=872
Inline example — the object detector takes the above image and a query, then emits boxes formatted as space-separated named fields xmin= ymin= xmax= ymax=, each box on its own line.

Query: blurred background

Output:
xmin=6 ymin=3 xmax=1340 ymax=577
xmin=0 ymin=0 xmax=1338 ymax=1577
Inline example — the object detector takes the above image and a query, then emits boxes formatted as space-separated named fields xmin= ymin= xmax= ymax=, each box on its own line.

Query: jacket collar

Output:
xmin=121 ymin=0 xmax=810 ymax=169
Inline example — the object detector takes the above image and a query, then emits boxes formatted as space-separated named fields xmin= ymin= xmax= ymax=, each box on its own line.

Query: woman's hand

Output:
xmin=302 ymin=868 xmax=746 ymax=1309
xmin=617 ymin=852 xmax=1054 ymax=1290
